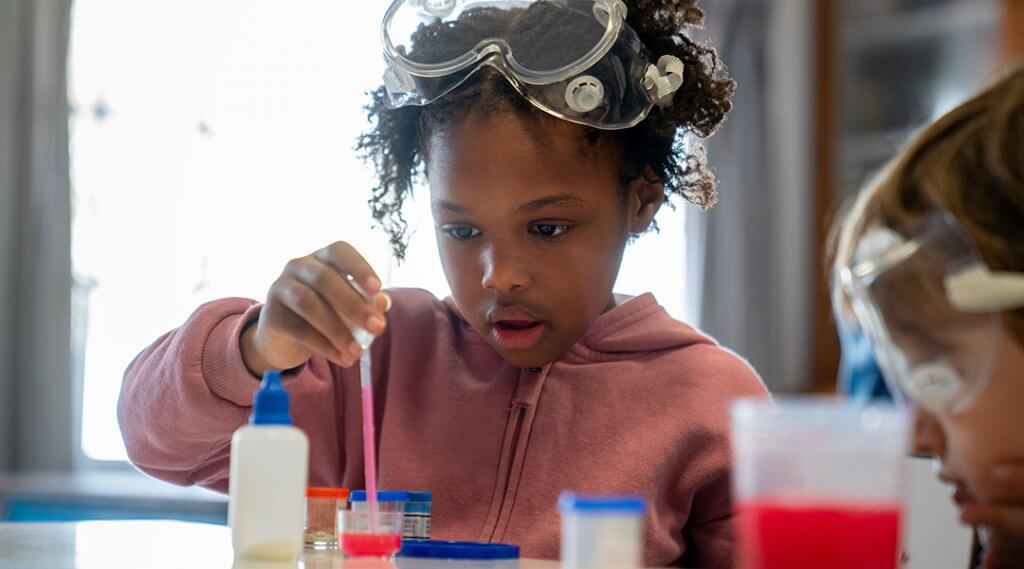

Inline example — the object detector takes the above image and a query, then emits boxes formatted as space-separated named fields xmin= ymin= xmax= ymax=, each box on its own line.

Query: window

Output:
xmin=69 ymin=1 xmax=691 ymax=462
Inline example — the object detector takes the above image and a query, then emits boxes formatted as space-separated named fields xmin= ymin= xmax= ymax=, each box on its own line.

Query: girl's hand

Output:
xmin=960 ymin=464 xmax=1024 ymax=569
xmin=240 ymin=241 xmax=390 ymax=375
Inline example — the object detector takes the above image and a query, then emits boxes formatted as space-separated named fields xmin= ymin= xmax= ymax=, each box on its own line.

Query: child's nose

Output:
xmin=910 ymin=409 xmax=947 ymax=458
xmin=480 ymin=246 xmax=532 ymax=294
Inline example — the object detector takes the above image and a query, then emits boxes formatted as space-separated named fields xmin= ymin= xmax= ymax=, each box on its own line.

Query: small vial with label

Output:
xmin=403 ymin=491 xmax=433 ymax=540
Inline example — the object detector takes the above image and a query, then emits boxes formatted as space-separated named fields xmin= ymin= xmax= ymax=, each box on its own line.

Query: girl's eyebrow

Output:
xmin=432 ymin=194 xmax=587 ymax=215
xmin=432 ymin=199 xmax=471 ymax=214
xmin=516 ymin=194 xmax=587 ymax=212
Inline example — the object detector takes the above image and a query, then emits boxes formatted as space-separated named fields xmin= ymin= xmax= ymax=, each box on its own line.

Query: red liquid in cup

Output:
xmin=737 ymin=499 xmax=902 ymax=569
xmin=341 ymin=532 xmax=402 ymax=558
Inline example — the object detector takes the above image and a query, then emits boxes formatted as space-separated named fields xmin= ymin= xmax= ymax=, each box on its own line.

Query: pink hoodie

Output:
xmin=119 ymin=288 xmax=767 ymax=567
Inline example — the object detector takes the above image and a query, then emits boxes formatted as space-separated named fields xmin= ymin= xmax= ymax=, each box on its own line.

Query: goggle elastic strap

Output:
xmin=945 ymin=264 xmax=1024 ymax=312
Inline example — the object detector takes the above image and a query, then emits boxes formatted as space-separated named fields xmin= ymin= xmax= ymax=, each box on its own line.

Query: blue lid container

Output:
xmin=558 ymin=492 xmax=646 ymax=514
xmin=350 ymin=490 xmax=411 ymax=502
xmin=399 ymin=540 xmax=520 ymax=560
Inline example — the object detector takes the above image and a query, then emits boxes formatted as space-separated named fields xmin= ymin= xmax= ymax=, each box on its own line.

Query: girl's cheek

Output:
xmin=945 ymin=418 xmax=1010 ymax=502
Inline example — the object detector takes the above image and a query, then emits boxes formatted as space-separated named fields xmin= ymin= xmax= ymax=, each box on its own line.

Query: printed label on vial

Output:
xmin=402 ymin=515 xmax=417 ymax=538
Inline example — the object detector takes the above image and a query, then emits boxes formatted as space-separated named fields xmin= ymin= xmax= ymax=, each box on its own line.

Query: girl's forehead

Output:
xmin=428 ymin=110 xmax=618 ymax=171
xmin=426 ymin=112 xmax=622 ymax=206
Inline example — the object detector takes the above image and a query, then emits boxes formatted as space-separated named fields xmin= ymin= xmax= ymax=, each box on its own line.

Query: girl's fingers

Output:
xmin=315 ymin=241 xmax=383 ymax=296
xmin=292 ymin=257 xmax=385 ymax=335
xmin=275 ymin=278 xmax=360 ymax=361
xmin=377 ymin=292 xmax=392 ymax=313
xmin=268 ymin=302 xmax=352 ymax=367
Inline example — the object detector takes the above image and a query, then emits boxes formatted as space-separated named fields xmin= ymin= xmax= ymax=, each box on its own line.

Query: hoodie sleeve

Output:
xmin=117 ymin=298 xmax=345 ymax=492
xmin=679 ymin=469 xmax=736 ymax=568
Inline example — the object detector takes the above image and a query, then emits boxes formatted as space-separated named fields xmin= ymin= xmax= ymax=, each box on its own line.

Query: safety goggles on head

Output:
xmin=839 ymin=212 xmax=1024 ymax=415
xmin=380 ymin=0 xmax=685 ymax=130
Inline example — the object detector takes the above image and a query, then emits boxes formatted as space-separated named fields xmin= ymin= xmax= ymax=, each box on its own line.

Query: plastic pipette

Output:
xmin=349 ymin=277 xmax=380 ymax=533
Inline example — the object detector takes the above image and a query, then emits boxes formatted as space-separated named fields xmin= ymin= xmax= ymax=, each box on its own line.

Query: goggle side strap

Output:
xmin=643 ymin=55 xmax=685 ymax=107
xmin=946 ymin=264 xmax=1024 ymax=312
xmin=383 ymin=62 xmax=416 ymax=95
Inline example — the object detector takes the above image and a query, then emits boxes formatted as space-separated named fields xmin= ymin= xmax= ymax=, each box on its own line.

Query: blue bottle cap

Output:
xmin=558 ymin=492 xmax=646 ymax=514
xmin=350 ymin=490 xmax=410 ymax=502
xmin=405 ymin=491 xmax=432 ymax=502
xmin=399 ymin=540 xmax=520 ymax=560
xmin=251 ymin=370 xmax=292 ymax=425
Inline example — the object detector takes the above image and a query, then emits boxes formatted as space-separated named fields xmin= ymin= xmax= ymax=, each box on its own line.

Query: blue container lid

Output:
xmin=350 ymin=490 xmax=410 ymax=502
xmin=399 ymin=540 xmax=520 ymax=560
xmin=405 ymin=491 xmax=432 ymax=502
xmin=558 ymin=492 xmax=646 ymax=514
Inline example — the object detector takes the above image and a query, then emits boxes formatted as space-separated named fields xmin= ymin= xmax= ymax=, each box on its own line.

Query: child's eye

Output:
xmin=441 ymin=224 xmax=482 ymax=241
xmin=529 ymin=223 xmax=573 ymax=240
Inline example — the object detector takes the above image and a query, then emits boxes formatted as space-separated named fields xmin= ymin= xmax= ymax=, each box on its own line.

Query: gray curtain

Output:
xmin=0 ymin=0 xmax=74 ymax=471
xmin=689 ymin=0 xmax=814 ymax=392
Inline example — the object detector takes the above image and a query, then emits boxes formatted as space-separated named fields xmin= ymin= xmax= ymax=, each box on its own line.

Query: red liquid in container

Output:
xmin=341 ymin=532 xmax=402 ymax=558
xmin=737 ymin=499 xmax=902 ymax=569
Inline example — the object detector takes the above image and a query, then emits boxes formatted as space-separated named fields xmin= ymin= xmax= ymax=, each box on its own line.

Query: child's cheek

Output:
xmin=945 ymin=417 xmax=1015 ymax=503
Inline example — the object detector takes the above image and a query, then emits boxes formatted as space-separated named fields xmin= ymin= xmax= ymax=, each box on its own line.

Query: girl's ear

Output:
xmin=628 ymin=165 xmax=667 ymax=234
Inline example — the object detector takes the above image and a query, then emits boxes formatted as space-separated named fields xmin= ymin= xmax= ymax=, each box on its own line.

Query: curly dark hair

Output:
xmin=357 ymin=0 xmax=735 ymax=260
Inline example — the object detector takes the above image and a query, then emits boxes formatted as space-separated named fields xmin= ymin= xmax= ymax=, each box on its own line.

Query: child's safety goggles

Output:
xmin=838 ymin=212 xmax=1024 ymax=415
xmin=380 ymin=0 xmax=685 ymax=130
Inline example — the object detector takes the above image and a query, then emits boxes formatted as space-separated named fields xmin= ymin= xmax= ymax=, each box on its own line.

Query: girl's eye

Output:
xmin=441 ymin=224 xmax=481 ymax=241
xmin=529 ymin=223 xmax=573 ymax=239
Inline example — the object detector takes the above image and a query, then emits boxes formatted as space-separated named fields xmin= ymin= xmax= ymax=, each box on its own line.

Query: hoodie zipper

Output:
xmin=487 ymin=402 xmax=527 ymax=541
xmin=506 ymin=403 xmax=527 ymax=466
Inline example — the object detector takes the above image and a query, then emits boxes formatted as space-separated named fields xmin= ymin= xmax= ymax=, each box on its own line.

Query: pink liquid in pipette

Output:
xmin=360 ymin=347 xmax=379 ymax=532
xmin=349 ymin=274 xmax=381 ymax=533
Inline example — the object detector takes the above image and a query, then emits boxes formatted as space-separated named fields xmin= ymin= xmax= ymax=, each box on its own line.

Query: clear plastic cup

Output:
xmin=731 ymin=397 xmax=910 ymax=569
xmin=339 ymin=510 xmax=403 ymax=559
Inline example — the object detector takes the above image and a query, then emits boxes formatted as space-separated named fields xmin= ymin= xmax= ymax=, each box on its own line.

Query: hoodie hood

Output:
xmin=574 ymin=293 xmax=714 ymax=357
xmin=445 ymin=293 xmax=714 ymax=361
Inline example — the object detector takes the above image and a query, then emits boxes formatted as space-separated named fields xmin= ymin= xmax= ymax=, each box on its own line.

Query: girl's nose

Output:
xmin=480 ymin=246 xmax=531 ymax=294
xmin=910 ymin=409 xmax=947 ymax=458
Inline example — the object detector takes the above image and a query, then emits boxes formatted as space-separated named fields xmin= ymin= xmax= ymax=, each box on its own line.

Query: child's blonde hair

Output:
xmin=831 ymin=62 xmax=1024 ymax=341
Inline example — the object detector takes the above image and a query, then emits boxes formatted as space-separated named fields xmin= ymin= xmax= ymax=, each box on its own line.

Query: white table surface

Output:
xmin=0 ymin=521 xmax=566 ymax=569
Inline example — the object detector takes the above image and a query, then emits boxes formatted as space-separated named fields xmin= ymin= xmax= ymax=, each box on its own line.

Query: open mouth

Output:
xmin=496 ymin=320 xmax=542 ymax=331
xmin=490 ymin=319 xmax=548 ymax=350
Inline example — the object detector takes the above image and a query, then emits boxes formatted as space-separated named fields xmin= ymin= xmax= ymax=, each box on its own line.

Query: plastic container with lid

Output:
xmin=304 ymin=487 xmax=350 ymax=547
xmin=397 ymin=540 xmax=519 ymax=569
xmin=559 ymin=492 xmax=646 ymax=569
xmin=349 ymin=490 xmax=410 ymax=514
xmin=402 ymin=491 xmax=432 ymax=540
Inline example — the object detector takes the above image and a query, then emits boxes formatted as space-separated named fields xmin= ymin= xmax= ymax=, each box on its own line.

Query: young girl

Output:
xmin=832 ymin=64 xmax=1024 ymax=569
xmin=118 ymin=1 xmax=766 ymax=566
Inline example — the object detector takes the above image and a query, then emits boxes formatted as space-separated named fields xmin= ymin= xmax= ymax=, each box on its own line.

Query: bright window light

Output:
xmin=68 ymin=1 xmax=690 ymax=462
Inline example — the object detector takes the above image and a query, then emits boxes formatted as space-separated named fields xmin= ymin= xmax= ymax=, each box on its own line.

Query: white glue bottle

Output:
xmin=229 ymin=370 xmax=309 ymax=561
